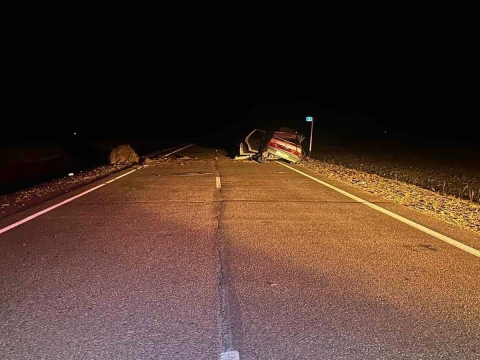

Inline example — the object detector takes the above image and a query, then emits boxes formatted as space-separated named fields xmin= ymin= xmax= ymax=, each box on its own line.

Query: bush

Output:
xmin=108 ymin=144 xmax=139 ymax=165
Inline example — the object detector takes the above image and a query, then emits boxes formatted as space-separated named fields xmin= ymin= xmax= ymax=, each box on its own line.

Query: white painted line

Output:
xmin=0 ymin=169 xmax=138 ymax=235
xmin=220 ymin=350 xmax=240 ymax=360
xmin=278 ymin=162 xmax=480 ymax=258
xmin=162 ymin=143 xmax=195 ymax=158
xmin=216 ymin=176 xmax=221 ymax=189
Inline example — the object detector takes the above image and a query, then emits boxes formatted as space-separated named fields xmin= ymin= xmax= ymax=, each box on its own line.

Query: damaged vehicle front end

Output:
xmin=235 ymin=127 xmax=306 ymax=164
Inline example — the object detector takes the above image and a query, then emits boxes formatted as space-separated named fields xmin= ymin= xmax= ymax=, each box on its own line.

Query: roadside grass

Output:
xmin=308 ymin=141 xmax=480 ymax=204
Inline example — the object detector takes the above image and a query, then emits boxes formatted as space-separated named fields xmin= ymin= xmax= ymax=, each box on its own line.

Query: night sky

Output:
xmin=9 ymin=64 xmax=474 ymax=144
xmin=4 ymin=19 xmax=477 ymax=150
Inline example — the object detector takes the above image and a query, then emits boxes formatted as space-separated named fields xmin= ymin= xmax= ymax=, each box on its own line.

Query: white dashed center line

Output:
xmin=221 ymin=350 xmax=240 ymax=360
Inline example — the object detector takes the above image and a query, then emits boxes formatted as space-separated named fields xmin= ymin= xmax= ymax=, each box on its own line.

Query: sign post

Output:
xmin=306 ymin=116 xmax=314 ymax=158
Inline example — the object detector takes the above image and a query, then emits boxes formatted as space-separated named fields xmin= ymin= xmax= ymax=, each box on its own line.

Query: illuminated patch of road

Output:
xmin=0 ymin=169 xmax=138 ymax=235
xmin=278 ymin=161 xmax=480 ymax=258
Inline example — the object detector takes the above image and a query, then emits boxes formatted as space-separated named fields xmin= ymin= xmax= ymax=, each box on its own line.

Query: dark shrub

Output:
xmin=109 ymin=145 xmax=139 ymax=165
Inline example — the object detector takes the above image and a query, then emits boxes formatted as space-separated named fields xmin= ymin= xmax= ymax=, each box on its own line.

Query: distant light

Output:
xmin=73 ymin=132 xmax=77 ymax=135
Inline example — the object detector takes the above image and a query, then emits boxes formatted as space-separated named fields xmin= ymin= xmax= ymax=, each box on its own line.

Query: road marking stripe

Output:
xmin=278 ymin=162 xmax=480 ymax=258
xmin=0 ymin=169 xmax=138 ymax=235
xmin=161 ymin=143 xmax=195 ymax=157
xmin=220 ymin=350 xmax=240 ymax=360
xmin=216 ymin=176 xmax=222 ymax=189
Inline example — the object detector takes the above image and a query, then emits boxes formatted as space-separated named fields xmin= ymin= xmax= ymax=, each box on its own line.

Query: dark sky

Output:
xmin=4 ymin=18 xmax=477 ymax=148
xmin=11 ymin=60 xmax=473 ymax=144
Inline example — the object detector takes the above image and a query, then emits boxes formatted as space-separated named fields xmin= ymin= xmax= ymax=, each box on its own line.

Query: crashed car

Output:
xmin=235 ymin=127 xmax=306 ymax=164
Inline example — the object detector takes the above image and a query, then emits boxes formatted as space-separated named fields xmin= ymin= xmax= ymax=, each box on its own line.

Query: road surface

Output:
xmin=1 ymin=144 xmax=479 ymax=359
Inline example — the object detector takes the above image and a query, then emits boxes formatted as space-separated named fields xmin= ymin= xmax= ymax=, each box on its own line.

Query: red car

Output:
xmin=236 ymin=127 xmax=305 ymax=164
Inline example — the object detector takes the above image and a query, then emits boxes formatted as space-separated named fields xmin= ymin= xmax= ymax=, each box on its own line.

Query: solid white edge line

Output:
xmin=0 ymin=169 xmax=138 ymax=235
xmin=277 ymin=161 xmax=480 ymax=258
xmin=162 ymin=143 xmax=195 ymax=158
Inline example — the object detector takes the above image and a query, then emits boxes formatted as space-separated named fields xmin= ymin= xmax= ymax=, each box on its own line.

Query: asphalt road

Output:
xmin=0 ymin=144 xmax=479 ymax=360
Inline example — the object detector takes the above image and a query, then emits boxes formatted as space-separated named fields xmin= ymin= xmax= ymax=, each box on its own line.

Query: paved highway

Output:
xmin=1 ymin=144 xmax=479 ymax=359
